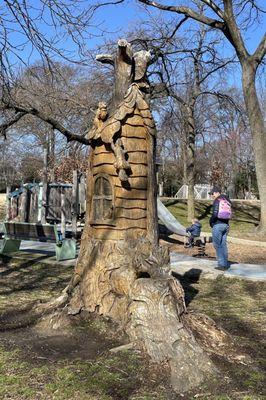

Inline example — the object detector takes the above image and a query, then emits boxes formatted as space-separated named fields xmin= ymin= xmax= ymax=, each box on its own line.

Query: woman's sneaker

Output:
xmin=215 ymin=266 xmax=229 ymax=271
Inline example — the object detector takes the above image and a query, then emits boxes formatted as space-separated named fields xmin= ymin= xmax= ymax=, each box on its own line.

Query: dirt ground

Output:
xmin=0 ymin=255 xmax=265 ymax=399
xmin=160 ymin=235 xmax=266 ymax=265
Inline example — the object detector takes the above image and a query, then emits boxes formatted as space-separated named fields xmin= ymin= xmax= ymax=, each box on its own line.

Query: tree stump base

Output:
xmin=65 ymin=238 xmax=215 ymax=392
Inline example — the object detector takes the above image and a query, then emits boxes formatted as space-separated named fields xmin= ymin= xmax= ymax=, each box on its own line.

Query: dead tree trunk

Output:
xmin=40 ymin=40 xmax=232 ymax=394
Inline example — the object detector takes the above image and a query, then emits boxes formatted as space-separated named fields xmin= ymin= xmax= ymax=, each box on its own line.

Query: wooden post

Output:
xmin=71 ymin=170 xmax=78 ymax=239
xmin=6 ymin=185 xmax=11 ymax=221
xmin=158 ymin=183 xmax=164 ymax=197
xmin=61 ymin=186 xmax=66 ymax=239
xmin=20 ymin=186 xmax=28 ymax=222
xmin=41 ymin=144 xmax=48 ymax=224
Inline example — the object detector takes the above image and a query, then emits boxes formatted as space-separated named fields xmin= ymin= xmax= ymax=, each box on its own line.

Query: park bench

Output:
xmin=0 ymin=222 xmax=76 ymax=261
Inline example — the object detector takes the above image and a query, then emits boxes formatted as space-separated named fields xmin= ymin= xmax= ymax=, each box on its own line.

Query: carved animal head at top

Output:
xmin=96 ymin=39 xmax=151 ymax=102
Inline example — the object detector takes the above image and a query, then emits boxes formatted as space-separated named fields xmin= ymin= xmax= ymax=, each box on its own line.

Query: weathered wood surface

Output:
xmin=122 ymin=125 xmax=147 ymax=138
xmin=4 ymin=222 xmax=57 ymax=242
xmin=146 ymin=133 xmax=159 ymax=244
xmin=123 ymin=115 xmax=144 ymax=127
xmin=121 ymin=137 xmax=147 ymax=151
xmin=114 ymin=177 xmax=147 ymax=190
xmin=91 ymin=227 xmax=146 ymax=240
xmin=92 ymin=164 xmax=147 ymax=177
xmin=126 ymin=152 xmax=147 ymax=164
xmin=93 ymin=152 xmax=116 ymax=165
xmin=68 ymin=238 xmax=214 ymax=393
xmin=115 ymin=187 xmax=147 ymax=199
xmin=115 ymin=207 xmax=147 ymax=219
xmin=64 ymin=39 xmax=217 ymax=395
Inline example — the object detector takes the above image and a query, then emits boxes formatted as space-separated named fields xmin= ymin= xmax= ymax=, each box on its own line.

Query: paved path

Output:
xmin=0 ymin=240 xmax=77 ymax=267
xmin=0 ymin=240 xmax=266 ymax=281
xmin=170 ymin=252 xmax=266 ymax=281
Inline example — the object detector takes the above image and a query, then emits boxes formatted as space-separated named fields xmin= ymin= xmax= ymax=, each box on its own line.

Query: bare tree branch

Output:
xmin=138 ymin=0 xmax=225 ymax=30
xmin=0 ymin=111 xmax=27 ymax=139
xmin=200 ymin=0 xmax=224 ymax=19
xmin=1 ymin=103 xmax=90 ymax=145
xmin=253 ymin=33 xmax=266 ymax=65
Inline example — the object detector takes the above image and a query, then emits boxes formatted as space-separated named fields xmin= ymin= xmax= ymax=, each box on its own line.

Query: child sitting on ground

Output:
xmin=185 ymin=218 xmax=202 ymax=248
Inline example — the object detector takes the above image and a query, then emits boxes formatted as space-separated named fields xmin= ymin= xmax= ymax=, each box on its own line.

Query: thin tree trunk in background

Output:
xmin=185 ymin=105 xmax=195 ymax=221
xmin=41 ymin=142 xmax=48 ymax=224
xmin=242 ymin=61 xmax=266 ymax=232
xmin=20 ymin=186 xmax=28 ymax=222
xmin=71 ymin=170 xmax=78 ymax=240
xmin=49 ymin=129 xmax=55 ymax=182
xmin=6 ymin=185 xmax=11 ymax=221
xmin=180 ymin=138 xmax=187 ymax=185
xmin=61 ymin=187 xmax=66 ymax=239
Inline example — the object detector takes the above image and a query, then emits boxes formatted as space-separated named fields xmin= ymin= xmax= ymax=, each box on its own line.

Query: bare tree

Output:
xmin=132 ymin=19 xmax=234 ymax=219
xmin=135 ymin=0 xmax=266 ymax=230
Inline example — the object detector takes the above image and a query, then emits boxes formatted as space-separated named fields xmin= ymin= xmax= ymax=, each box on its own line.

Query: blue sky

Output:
xmin=96 ymin=0 xmax=265 ymax=49
xmin=6 ymin=0 xmax=266 ymax=76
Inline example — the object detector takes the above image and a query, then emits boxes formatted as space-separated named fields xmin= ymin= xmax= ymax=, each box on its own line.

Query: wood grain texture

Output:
xmin=115 ymin=187 xmax=147 ymax=199
xmin=92 ymin=227 xmax=146 ymax=240
xmin=127 ymin=152 xmax=147 ymax=164
xmin=114 ymin=198 xmax=147 ymax=209
xmin=92 ymin=164 xmax=117 ymax=176
xmin=93 ymin=148 xmax=112 ymax=156
xmin=92 ymin=164 xmax=147 ymax=178
xmin=122 ymin=125 xmax=147 ymax=139
xmin=115 ymin=177 xmax=147 ymax=190
xmin=121 ymin=137 xmax=147 ymax=151
xmin=93 ymin=152 xmax=116 ymax=165
xmin=124 ymin=115 xmax=144 ymax=126
xmin=146 ymin=133 xmax=159 ymax=244
xmin=115 ymin=208 xmax=147 ymax=219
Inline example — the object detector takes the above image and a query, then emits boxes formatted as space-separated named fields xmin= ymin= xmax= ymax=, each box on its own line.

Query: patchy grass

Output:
xmin=163 ymin=199 xmax=262 ymax=239
xmin=0 ymin=255 xmax=265 ymax=399
xmin=0 ymin=344 xmax=168 ymax=400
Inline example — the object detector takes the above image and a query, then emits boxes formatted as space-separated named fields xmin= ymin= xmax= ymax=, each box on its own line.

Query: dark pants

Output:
xmin=212 ymin=223 xmax=229 ymax=267
xmin=188 ymin=236 xmax=195 ymax=246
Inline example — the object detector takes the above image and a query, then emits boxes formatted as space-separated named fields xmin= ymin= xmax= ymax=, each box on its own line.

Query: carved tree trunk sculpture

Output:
xmin=44 ymin=40 xmax=230 ymax=393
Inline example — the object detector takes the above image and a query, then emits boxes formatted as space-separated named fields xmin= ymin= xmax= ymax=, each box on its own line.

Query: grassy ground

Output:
xmin=163 ymin=199 xmax=262 ymax=239
xmin=0 ymin=255 xmax=265 ymax=400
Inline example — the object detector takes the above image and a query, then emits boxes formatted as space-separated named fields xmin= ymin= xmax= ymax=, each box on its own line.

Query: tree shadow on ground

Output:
xmin=0 ymin=254 xmax=52 ymax=277
xmin=172 ymin=269 xmax=202 ymax=306
xmin=0 ymin=255 xmax=73 ymax=297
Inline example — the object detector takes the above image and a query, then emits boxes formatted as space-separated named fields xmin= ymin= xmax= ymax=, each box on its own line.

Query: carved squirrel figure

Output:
xmin=93 ymin=102 xmax=108 ymax=130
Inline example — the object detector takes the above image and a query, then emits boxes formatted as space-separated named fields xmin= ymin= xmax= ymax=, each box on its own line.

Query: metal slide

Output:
xmin=157 ymin=198 xmax=187 ymax=236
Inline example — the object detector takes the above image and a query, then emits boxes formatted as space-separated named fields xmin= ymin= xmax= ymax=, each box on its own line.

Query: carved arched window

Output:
xmin=91 ymin=175 xmax=114 ymax=224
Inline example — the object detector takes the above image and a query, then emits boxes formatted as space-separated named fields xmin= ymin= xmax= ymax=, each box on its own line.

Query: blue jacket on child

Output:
xmin=186 ymin=221 xmax=202 ymax=237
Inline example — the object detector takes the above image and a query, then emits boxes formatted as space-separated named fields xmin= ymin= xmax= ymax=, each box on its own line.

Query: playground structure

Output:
xmin=5 ymin=171 xmax=86 ymax=239
xmin=175 ymin=184 xmax=212 ymax=200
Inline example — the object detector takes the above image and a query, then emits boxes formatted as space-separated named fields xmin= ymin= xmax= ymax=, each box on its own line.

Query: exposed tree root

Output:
xmin=11 ymin=237 xmax=248 ymax=393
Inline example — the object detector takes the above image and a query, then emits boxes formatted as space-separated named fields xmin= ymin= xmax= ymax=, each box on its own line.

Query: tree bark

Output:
xmin=41 ymin=143 xmax=48 ymax=224
xmin=184 ymin=105 xmax=195 ymax=221
xmin=241 ymin=60 xmax=266 ymax=231
xmin=35 ymin=40 xmax=235 ymax=394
